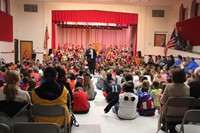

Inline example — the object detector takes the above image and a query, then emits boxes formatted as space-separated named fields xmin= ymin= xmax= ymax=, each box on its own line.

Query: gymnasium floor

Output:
xmin=72 ymin=77 xmax=166 ymax=133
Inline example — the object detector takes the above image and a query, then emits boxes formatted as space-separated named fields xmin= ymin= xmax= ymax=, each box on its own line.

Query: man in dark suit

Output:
xmin=85 ymin=44 xmax=97 ymax=75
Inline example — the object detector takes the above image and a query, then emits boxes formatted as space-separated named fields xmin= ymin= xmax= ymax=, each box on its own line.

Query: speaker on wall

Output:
xmin=48 ymin=49 xmax=52 ymax=56
xmin=137 ymin=51 xmax=142 ymax=58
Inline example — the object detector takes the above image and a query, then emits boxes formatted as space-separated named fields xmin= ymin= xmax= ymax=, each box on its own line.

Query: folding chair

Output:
xmin=28 ymin=91 xmax=32 ymax=100
xmin=0 ymin=101 xmax=30 ymax=127
xmin=163 ymin=97 xmax=196 ymax=133
xmin=12 ymin=122 xmax=61 ymax=133
xmin=194 ymin=97 xmax=200 ymax=109
xmin=67 ymin=93 xmax=72 ymax=112
xmin=175 ymin=110 xmax=200 ymax=133
xmin=30 ymin=104 xmax=70 ymax=133
xmin=0 ymin=123 xmax=10 ymax=133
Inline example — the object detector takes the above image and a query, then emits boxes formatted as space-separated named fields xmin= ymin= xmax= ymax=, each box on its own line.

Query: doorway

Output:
xmin=14 ymin=39 xmax=19 ymax=63
xmin=154 ymin=34 xmax=166 ymax=47
xmin=20 ymin=41 xmax=33 ymax=62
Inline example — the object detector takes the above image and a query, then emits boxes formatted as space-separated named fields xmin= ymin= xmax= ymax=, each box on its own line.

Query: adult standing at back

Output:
xmin=85 ymin=44 xmax=97 ymax=75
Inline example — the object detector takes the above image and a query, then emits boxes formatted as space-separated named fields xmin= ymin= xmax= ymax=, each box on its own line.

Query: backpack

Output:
xmin=70 ymin=114 xmax=79 ymax=127
xmin=138 ymin=93 xmax=155 ymax=116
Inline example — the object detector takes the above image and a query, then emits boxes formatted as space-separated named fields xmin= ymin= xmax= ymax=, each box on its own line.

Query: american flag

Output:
xmin=44 ymin=26 xmax=49 ymax=50
xmin=164 ymin=28 xmax=177 ymax=55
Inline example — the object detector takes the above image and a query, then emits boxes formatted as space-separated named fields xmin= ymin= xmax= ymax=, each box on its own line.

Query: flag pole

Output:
xmin=46 ymin=23 xmax=48 ymax=55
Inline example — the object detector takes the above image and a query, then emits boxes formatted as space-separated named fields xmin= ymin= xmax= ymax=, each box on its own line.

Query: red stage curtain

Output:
xmin=52 ymin=21 xmax=56 ymax=49
xmin=52 ymin=10 xmax=138 ymax=25
xmin=134 ymin=26 xmax=138 ymax=57
xmin=176 ymin=16 xmax=200 ymax=46
xmin=55 ymin=26 xmax=134 ymax=50
xmin=52 ymin=10 xmax=138 ymax=52
xmin=0 ymin=11 xmax=13 ymax=42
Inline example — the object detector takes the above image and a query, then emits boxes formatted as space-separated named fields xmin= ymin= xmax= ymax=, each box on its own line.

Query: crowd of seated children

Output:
xmin=104 ymin=83 xmax=138 ymax=120
xmin=1 ymin=43 xmax=200 ymax=131
xmin=73 ymin=82 xmax=90 ymax=114
xmin=150 ymin=54 xmax=199 ymax=74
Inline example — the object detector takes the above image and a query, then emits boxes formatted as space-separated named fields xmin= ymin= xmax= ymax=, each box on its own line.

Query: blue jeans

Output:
xmin=95 ymin=83 xmax=102 ymax=90
xmin=112 ymin=103 xmax=119 ymax=113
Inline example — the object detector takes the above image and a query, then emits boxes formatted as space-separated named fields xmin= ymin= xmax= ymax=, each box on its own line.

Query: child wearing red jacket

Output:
xmin=73 ymin=82 xmax=90 ymax=114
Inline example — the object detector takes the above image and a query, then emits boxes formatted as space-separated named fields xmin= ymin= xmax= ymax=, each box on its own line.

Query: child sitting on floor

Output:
xmin=104 ymin=83 xmax=138 ymax=120
xmin=27 ymin=77 xmax=37 ymax=92
xmin=150 ymin=81 xmax=162 ymax=110
xmin=137 ymin=86 xmax=155 ymax=116
xmin=103 ymin=78 xmax=121 ymax=102
xmin=73 ymin=82 xmax=90 ymax=114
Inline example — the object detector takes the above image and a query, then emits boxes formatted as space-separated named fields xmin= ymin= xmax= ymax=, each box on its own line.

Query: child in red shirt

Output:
xmin=73 ymin=82 xmax=90 ymax=114
xmin=69 ymin=73 xmax=76 ymax=90
xmin=21 ymin=76 xmax=29 ymax=91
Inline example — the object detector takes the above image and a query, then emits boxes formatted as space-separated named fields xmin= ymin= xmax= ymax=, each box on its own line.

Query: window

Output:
xmin=191 ymin=0 xmax=199 ymax=18
xmin=0 ymin=0 xmax=10 ymax=14
xmin=195 ymin=3 xmax=199 ymax=16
